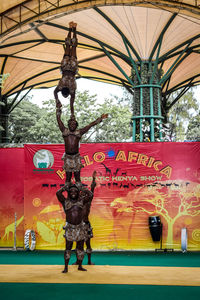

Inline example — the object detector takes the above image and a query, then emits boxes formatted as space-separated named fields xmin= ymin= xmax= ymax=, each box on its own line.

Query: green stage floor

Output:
xmin=0 ymin=251 xmax=200 ymax=300
xmin=0 ymin=250 xmax=200 ymax=267
xmin=1 ymin=283 xmax=200 ymax=300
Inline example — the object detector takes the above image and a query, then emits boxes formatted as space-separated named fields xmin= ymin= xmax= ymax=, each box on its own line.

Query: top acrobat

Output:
xmin=54 ymin=22 xmax=78 ymax=116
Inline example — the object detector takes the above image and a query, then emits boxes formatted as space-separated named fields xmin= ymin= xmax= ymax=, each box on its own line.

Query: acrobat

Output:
xmin=56 ymin=104 xmax=108 ymax=187
xmin=54 ymin=21 xmax=78 ymax=116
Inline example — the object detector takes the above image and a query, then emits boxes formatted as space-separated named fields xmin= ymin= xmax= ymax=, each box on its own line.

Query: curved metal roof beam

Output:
xmin=0 ymin=1 xmax=200 ymax=38
xmin=43 ymin=21 xmax=131 ymax=62
xmin=94 ymin=6 xmax=141 ymax=62
xmin=5 ymin=61 xmax=128 ymax=98
xmin=164 ymin=74 xmax=200 ymax=95
xmin=0 ymin=3 xmax=199 ymax=99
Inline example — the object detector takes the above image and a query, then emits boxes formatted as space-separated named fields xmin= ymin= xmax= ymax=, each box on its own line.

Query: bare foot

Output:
xmin=62 ymin=268 xmax=68 ymax=273
xmin=78 ymin=266 xmax=87 ymax=271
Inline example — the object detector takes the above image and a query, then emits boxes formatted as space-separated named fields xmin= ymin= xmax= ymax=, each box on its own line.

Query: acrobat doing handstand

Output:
xmin=54 ymin=21 xmax=78 ymax=116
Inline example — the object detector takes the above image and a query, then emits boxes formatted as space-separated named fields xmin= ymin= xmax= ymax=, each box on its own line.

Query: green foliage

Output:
xmin=7 ymin=87 xmax=199 ymax=144
xmin=167 ymin=90 xmax=199 ymax=141
xmin=83 ymin=97 xmax=132 ymax=142
xmin=0 ymin=73 xmax=10 ymax=89
xmin=27 ymin=99 xmax=61 ymax=143
xmin=0 ymin=73 xmax=10 ymax=133
xmin=186 ymin=113 xmax=200 ymax=141
xmin=8 ymin=98 xmax=45 ymax=143
xmin=8 ymin=90 xmax=132 ymax=144
xmin=119 ymin=87 xmax=200 ymax=142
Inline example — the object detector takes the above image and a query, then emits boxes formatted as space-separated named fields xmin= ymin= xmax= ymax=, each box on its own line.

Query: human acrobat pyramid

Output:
xmin=54 ymin=22 xmax=108 ymax=273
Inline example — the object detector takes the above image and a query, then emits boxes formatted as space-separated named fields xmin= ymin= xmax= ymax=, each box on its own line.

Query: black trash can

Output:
xmin=149 ymin=216 xmax=162 ymax=242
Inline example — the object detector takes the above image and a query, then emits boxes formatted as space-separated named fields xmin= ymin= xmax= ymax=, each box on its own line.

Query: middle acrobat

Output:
xmin=54 ymin=21 xmax=78 ymax=116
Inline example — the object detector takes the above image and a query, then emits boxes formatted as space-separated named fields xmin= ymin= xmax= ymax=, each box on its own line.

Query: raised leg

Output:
xmin=64 ymin=23 xmax=73 ymax=56
xmin=71 ymin=23 xmax=78 ymax=58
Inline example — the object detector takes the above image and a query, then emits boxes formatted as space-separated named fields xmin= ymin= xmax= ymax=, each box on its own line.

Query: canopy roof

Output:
xmin=0 ymin=0 xmax=200 ymax=98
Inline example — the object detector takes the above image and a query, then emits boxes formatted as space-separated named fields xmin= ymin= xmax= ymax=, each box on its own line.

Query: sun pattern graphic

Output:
xmin=32 ymin=198 xmax=41 ymax=207
xmin=192 ymin=229 xmax=200 ymax=242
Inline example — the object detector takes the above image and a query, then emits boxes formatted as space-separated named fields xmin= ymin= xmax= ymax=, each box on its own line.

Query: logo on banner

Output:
xmin=33 ymin=149 xmax=54 ymax=173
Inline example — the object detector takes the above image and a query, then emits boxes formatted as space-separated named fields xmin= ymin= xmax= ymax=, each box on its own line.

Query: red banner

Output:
xmin=23 ymin=142 xmax=200 ymax=250
xmin=0 ymin=148 xmax=24 ymax=247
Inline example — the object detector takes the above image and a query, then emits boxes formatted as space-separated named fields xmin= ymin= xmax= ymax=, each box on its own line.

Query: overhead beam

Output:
xmin=166 ymin=85 xmax=191 ymax=111
xmin=149 ymin=13 xmax=177 ymax=61
xmin=159 ymin=34 xmax=200 ymax=62
xmin=43 ymin=21 xmax=131 ymax=63
xmin=4 ymin=66 xmax=59 ymax=96
xmin=9 ymin=87 xmax=32 ymax=113
xmin=4 ymin=61 xmax=129 ymax=97
xmin=163 ymin=74 xmax=200 ymax=96
xmin=1 ymin=1 xmax=200 ymax=37
xmin=29 ymin=23 xmax=48 ymax=41
xmin=79 ymin=65 xmax=128 ymax=84
xmin=94 ymin=6 xmax=141 ymax=62
xmin=0 ymin=8 xmax=199 ymax=103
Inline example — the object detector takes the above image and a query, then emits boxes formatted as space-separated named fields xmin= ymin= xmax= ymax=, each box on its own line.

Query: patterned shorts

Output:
xmin=64 ymin=221 xmax=86 ymax=242
xmin=61 ymin=56 xmax=78 ymax=74
xmin=62 ymin=153 xmax=84 ymax=172
xmin=58 ymin=75 xmax=77 ymax=95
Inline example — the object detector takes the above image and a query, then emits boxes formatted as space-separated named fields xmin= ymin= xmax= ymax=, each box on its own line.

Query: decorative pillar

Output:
xmin=131 ymin=62 xmax=164 ymax=142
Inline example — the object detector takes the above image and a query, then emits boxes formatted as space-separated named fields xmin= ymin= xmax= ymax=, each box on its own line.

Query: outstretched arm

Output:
xmin=56 ymin=185 xmax=67 ymax=204
xmin=56 ymin=107 xmax=65 ymax=132
xmin=54 ymin=86 xmax=60 ymax=102
xmin=80 ymin=114 xmax=108 ymax=136
xmin=54 ymin=86 xmax=63 ymax=107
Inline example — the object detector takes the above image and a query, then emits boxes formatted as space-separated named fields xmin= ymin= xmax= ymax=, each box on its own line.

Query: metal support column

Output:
xmin=132 ymin=119 xmax=136 ymax=142
xmin=150 ymin=87 xmax=155 ymax=142
xmin=139 ymin=87 xmax=143 ymax=142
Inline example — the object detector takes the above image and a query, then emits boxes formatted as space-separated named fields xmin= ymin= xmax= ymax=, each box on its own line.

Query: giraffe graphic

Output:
xmin=3 ymin=215 xmax=24 ymax=240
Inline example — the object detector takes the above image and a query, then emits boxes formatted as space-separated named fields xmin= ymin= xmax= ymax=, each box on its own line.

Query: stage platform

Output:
xmin=1 ymin=264 xmax=200 ymax=286
xmin=1 ymin=251 xmax=200 ymax=300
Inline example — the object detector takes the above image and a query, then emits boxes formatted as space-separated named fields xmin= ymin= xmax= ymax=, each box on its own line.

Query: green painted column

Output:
xmin=157 ymin=89 xmax=163 ymax=141
xmin=139 ymin=87 xmax=143 ymax=142
xmin=149 ymin=87 xmax=155 ymax=142
xmin=132 ymin=119 xmax=136 ymax=142
xmin=131 ymin=63 xmax=163 ymax=142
